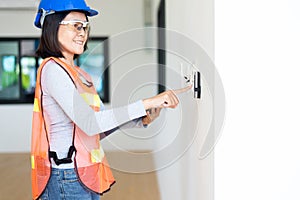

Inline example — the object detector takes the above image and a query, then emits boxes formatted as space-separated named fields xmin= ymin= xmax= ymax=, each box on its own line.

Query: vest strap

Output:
xmin=49 ymin=145 xmax=76 ymax=166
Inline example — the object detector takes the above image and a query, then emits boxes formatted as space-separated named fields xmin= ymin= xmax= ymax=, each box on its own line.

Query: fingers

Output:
xmin=151 ymin=107 xmax=161 ymax=118
xmin=173 ymin=84 xmax=192 ymax=95
xmin=143 ymin=107 xmax=162 ymax=125
xmin=161 ymin=90 xmax=179 ymax=108
xmin=155 ymin=107 xmax=162 ymax=115
xmin=142 ymin=113 xmax=151 ymax=125
xmin=162 ymin=85 xmax=191 ymax=108
xmin=142 ymin=85 xmax=191 ymax=110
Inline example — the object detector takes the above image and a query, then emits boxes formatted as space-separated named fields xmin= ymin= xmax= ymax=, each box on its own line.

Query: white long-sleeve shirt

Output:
xmin=41 ymin=60 xmax=146 ymax=168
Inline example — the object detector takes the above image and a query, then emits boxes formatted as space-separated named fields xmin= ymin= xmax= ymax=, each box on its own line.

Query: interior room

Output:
xmin=1 ymin=0 xmax=300 ymax=200
xmin=0 ymin=0 xmax=214 ymax=199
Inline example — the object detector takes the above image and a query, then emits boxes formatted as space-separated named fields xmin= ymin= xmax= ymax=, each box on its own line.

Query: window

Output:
xmin=0 ymin=37 xmax=109 ymax=104
xmin=78 ymin=38 xmax=110 ymax=103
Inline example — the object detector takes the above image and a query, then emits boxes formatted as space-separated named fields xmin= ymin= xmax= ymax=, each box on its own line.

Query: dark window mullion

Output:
xmin=18 ymin=40 xmax=24 ymax=102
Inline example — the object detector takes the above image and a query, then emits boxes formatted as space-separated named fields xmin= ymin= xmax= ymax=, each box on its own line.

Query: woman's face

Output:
xmin=58 ymin=11 xmax=88 ymax=59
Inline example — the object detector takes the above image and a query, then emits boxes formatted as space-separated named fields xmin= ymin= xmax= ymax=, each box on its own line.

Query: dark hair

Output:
xmin=36 ymin=11 xmax=89 ymax=60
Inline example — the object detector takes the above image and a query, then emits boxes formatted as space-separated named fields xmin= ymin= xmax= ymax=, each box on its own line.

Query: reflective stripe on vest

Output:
xmin=31 ymin=57 xmax=115 ymax=200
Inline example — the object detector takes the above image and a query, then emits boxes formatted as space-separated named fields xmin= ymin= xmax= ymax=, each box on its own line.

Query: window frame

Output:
xmin=0 ymin=37 xmax=110 ymax=104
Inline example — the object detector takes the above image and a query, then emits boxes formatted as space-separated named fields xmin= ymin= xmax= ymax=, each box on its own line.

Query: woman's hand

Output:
xmin=142 ymin=108 xmax=162 ymax=125
xmin=142 ymin=85 xmax=192 ymax=110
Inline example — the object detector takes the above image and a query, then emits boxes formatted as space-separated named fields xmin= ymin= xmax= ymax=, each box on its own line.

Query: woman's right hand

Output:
xmin=142 ymin=85 xmax=192 ymax=110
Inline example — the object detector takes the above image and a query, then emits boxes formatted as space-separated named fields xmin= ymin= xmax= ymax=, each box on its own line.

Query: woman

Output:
xmin=31 ymin=0 xmax=191 ymax=199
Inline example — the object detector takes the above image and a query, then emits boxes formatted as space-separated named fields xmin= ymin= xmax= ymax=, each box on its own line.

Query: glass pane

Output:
xmin=21 ymin=40 xmax=37 ymax=56
xmin=20 ymin=39 xmax=40 ymax=102
xmin=0 ymin=41 xmax=20 ymax=100
xmin=21 ymin=56 xmax=36 ymax=95
xmin=79 ymin=40 xmax=107 ymax=101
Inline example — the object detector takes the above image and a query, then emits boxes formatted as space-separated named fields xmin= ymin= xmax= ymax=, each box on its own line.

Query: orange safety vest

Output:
xmin=31 ymin=57 xmax=115 ymax=200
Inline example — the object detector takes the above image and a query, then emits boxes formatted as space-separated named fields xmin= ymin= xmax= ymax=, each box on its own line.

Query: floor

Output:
xmin=0 ymin=153 xmax=160 ymax=200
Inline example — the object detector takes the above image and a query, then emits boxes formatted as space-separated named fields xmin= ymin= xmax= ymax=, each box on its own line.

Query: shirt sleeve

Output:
xmin=41 ymin=61 xmax=147 ymax=136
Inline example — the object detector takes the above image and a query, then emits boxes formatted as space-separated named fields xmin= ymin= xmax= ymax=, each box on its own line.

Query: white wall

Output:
xmin=154 ymin=0 xmax=215 ymax=200
xmin=0 ymin=7 xmax=39 ymax=152
xmin=0 ymin=0 xmax=144 ymax=37
xmin=215 ymin=0 xmax=300 ymax=199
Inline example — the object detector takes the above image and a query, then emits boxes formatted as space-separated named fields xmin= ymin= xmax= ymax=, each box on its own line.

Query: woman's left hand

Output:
xmin=142 ymin=108 xmax=162 ymax=125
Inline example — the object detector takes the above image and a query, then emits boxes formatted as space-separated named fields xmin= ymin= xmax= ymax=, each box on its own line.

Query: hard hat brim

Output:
xmin=34 ymin=8 xmax=99 ymax=29
xmin=85 ymin=8 xmax=98 ymax=17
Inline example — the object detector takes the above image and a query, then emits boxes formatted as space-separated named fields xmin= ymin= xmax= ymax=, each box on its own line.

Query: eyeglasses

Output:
xmin=59 ymin=20 xmax=90 ymax=33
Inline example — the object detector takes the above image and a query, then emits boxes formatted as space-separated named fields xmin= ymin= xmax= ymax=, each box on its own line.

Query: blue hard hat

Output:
xmin=34 ymin=0 xmax=98 ymax=28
